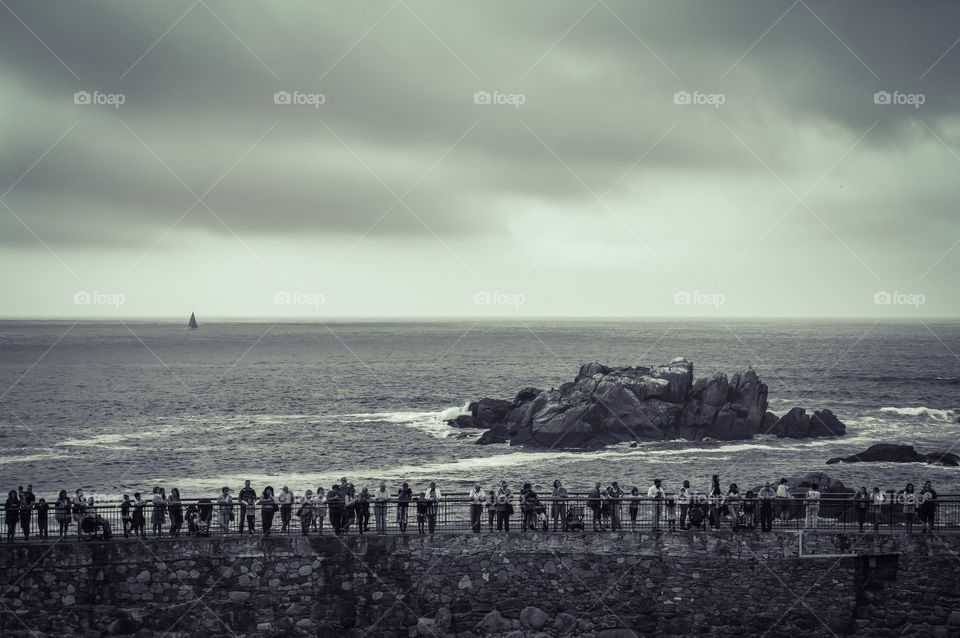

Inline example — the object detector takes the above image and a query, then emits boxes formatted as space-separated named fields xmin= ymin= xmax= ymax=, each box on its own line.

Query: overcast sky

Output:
xmin=1 ymin=0 xmax=958 ymax=318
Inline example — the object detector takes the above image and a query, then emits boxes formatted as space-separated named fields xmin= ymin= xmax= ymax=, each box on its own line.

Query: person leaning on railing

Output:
xmin=919 ymin=481 xmax=938 ymax=532
xmin=853 ymin=487 xmax=870 ymax=532
xmin=551 ymin=480 xmax=568 ymax=532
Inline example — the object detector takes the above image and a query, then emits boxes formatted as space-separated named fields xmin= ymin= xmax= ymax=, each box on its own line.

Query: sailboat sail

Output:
xmin=187 ymin=312 xmax=198 ymax=330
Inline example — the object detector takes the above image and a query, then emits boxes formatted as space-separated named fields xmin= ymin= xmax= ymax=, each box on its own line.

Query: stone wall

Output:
xmin=1 ymin=531 xmax=958 ymax=637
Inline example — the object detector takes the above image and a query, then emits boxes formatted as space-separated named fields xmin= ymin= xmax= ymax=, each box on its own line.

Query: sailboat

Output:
xmin=187 ymin=312 xmax=198 ymax=330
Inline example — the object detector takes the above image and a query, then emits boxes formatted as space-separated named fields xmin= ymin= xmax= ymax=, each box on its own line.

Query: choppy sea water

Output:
xmin=0 ymin=319 xmax=958 ymax=500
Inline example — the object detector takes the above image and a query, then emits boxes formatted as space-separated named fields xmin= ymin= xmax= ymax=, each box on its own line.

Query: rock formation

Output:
xmin=455 ymin=357 xmax=846 ymax=448
xmin=827 ymin=443 xmax=959 ymax=466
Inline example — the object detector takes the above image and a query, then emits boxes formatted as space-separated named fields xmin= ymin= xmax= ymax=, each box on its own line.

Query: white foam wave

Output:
xmin=880 ymin=406 xmax=959 ymax=423
xmin=337 ymin=402 xmax=472 ymax=439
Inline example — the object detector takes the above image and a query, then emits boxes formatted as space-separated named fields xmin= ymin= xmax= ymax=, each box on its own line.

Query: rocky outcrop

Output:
xmin=827 ymin=444 xmax=960 ymax=466
xmin=770 ymin=407 xmax=847 ymax=438
xmin=455 ymin=357 xmax=846 ymax=449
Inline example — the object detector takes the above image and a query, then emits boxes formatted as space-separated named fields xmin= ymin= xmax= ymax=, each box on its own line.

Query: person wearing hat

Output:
xmin=217 ymin=487 xmax=233 ymax=534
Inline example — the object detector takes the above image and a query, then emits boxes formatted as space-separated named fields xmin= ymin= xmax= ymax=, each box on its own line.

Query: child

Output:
xmin=37 ymin=499 xmax=49 ymax=539
xmin=416 ymin=496 xmax=428 ymax=534
xmin=628 ymin=487 xmax=640 ymax=531
xmin=121 ymin=494 xmax=132 ymax=538
xmin=666 ymin=497 xmax=677 ymax=532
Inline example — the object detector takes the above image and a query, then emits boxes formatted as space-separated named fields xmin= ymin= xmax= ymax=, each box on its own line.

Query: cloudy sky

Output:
xmin=1 ymin=0 xmax=958 ymax=318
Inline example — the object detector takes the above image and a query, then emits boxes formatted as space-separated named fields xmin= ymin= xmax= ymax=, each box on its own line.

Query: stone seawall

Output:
xmin=1 ymin=531 xmax=959 ymax=637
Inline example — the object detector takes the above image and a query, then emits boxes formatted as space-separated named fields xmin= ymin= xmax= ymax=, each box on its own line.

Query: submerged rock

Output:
xmin=452 ymin=357 xmax=846 ymax=449
xmin=827 ymin=443 xmax=960 ymax=466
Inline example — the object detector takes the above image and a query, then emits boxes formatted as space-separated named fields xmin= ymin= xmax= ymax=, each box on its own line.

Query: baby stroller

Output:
xmin=186 ymin=505 xmax=210 ymax=537
xmin=565 ymin=505 xmax=585 ymax=532
xmin=687 ymin=503 xmax=708 ymax=530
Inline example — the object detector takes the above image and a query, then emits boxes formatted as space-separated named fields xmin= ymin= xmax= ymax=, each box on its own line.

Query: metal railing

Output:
xmin=4 ymin=493 xmax=958 ymax=542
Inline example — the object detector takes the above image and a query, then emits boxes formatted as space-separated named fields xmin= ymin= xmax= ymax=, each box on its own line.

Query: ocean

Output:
xmin=1 ymin=319 xmax=958 ymax=500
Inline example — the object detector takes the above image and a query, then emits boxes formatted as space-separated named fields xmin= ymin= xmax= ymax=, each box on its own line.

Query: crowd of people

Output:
xmin=3 ymin=476 xmax=944 ymax=542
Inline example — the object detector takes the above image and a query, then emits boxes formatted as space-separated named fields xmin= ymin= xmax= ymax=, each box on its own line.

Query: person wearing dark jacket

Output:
xmin=259 ymin=487 xmax=277 ymax=535
xmin=587 ymin=482 xmax=603 ymax=531
xmin=5 ymin=491 xmax=20 ymax=542
xmin=919 ymin=481 xmax=938 ymax=532
xmin=853 ymin=487 xmax=870 ymax=532
xmin=238 ymin=480 xmax=256 ymax=535
xmin=168 ymin=488 xmax=184 ymax=537
xmin=36 ymin=499 xmax=49 ymax=539
xmin=355 ymin=488 xmax=371 ymax=534
xmin=327 ymin=485 xmax=345 ymax=535
xmin=520 ymin=483 xmax=539 ymax=531
xmin=19 ymin=485 xmax=35 ymax=540
xmin=396 ymin=483 xmax=413 ymax=533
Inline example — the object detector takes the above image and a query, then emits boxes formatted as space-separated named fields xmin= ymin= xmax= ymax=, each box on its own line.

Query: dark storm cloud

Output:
xmin=2 ymin=0 xmax=960 ymax=246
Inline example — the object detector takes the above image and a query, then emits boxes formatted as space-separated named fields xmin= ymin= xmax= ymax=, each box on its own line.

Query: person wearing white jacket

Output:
xmin=468 ymin=484 xmax=486 ymax=533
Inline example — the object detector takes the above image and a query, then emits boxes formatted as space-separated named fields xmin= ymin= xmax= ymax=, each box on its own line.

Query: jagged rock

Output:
xmin=475 ymin=428 xmax=508 ymax=445
xmin=771 ymin=407 xmax=846 ymax=439
xmin=554 ymin=612 xmax=577 ymax=636
xmin=455 ymin=357 xmax=845 ymax=448
xmin=450 ymin=414 xmax=478 ymax=428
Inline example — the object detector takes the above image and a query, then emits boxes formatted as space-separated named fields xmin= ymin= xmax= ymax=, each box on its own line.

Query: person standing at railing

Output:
xmin=775 ymin=478 xmax=791 ymax=522
xmin=296 ymin=490 xmax=314 ymax=536
xmin=4 ymin=491 xmax=19 ymax=542
xmin=313 ymin=487 xmax=327 ymax=534
xmin=374 ymin=482 xmax=390 ymax=535
xmin=724 ymin=483 xmax=741 ymax=527
xmin=356 ymin=487 xmax=372 ymax=534
xmin=587 ymin=482 xmax=603 ymax=531
xmin=628 ymin=487 xmax=640 ymax=530
xmin=19 ymin=485 xmax=35 ymax=540
xmin=260 ymin=486 xmax=277 ymax=535
xmin=327 ymin=485 xmax=344 ymax=535
xmin=217 ymin=487 xmax=233 ymax=535
xmin=496 ymin=481 xmax=514 ymax=533
xmin=485 ymin=487 xmax=497 ymax=532
xmin=648 ymin=479 xmax=666 ymax=531
xmin=56 ymin=490 xmax=73 ymax=539
xmin=151 ymin=487 xmax=167 ymax=538
xmin=468 ymin=483 xmax=486 ymax=533
xmin=520 ymin=483 xmax=539 ymax=532
xmin=853 ymin=487 xmax=870 ymax=532
xmin=901 ymin=483 xmax=917 ymax=532
xmin=169 ymin=488 xmax=183 ymax=537
xmin=397 ymin=482 xmax=412 ymax=533
xmin=423 ymin=482 xmax=441 ymax=534
xmin=72 ymin=489 xmax=86 ymax=535
xmin=870 ymin=487 xmax=885 ymax=531
xmin=238 ymin=480 xmax=256 ymax=536
xmin=131 ymin=493 xmax=147 ymax=538
xmin=678 ymin=480 xmax=692 ymax=530
xmin=552 ymin=480 xmax=568 ymax=532
xmin=758 ymin=483 xmax=776 ymax=532
xmin=339 ymin=478 xmax=357 ymax=533
xmin=608 ymin=482 xmax=624 ymax=531
xmin=708 ymin=476 xmax=723 ymax=530
xmin=804 ymin=485 xmax=821 ymax=529
xmin=278 ymin=486 xmax=294 ymax=533
xmin=919 ymin=481 xmax=938 ymax=533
